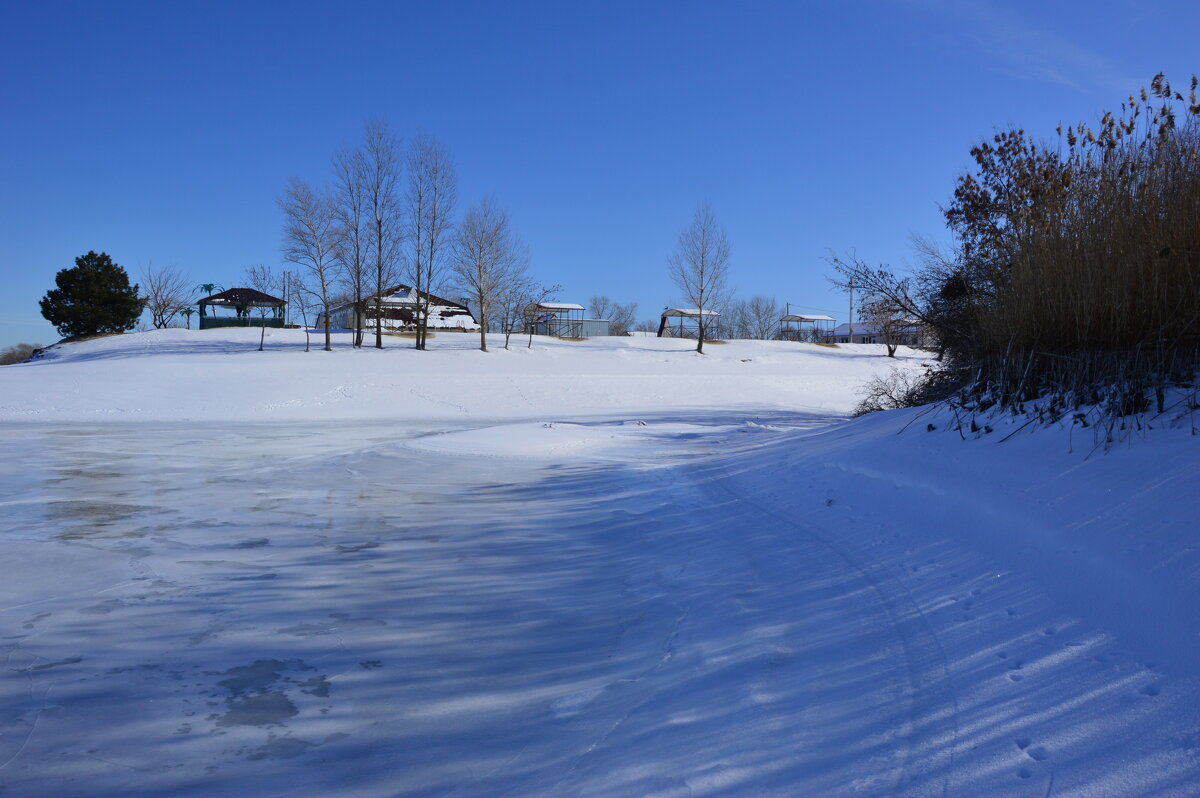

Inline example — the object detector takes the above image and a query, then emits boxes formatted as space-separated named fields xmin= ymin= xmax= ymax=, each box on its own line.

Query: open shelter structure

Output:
xmin=657 ymin=308 xmax=721 ymax=339
xmin=780 ymin=314 xmax=836 ymax=343
xmin=197 ymin=288 xmax=286 ymax=330
xmin=525 ymin=302 xmax=610 ymax=338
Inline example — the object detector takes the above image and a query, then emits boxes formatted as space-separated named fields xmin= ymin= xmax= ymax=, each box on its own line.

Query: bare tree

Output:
xmin=494 ymin=274 xmax=536 ymax=350
xmin=721 ymin=298 xmax=745 ymax=339
xmin=524 ymin=284 xmax=561 ymax=349
xmin=825 ymin=252 xmax=947 ymax=354
xmin=362 ymin=121 xmax=403 ymax=349
xmin=744 ymin=295 xmax=781 ymax=339
xmin=406 ymin=133 xmax=457 ymax=350
xmin=242 ymin=264 xmax=284 ymax=351
xmin=140 ymin=264 xmax=191 ymax=329
xmin=332 ymin=143 xmax=370 ymax=347
xmin=451 ymin=196 xmax=529 ymax=352
xmin=668 ymin=203 xmax=730 ymax=353
xmin=588 ymin=296 xmax=637 ymax=336
xmin=288 ymin=272 xmax=317 ymax=352
xmin=279 ymin=178 xmax=339 ymax=351
xmin=243 ymin=263 xmax=283 ymax=296
xmin=860 ymin=295 xmax=909 ymax=358
xmin=633 ymin=318 xmax=658 ymax=333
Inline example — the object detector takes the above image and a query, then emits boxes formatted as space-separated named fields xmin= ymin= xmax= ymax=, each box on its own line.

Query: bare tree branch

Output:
xmin=362 ymin=120 xmax=403 ymax=349
xmin=406 ymin=133 xmax=457 ymax=351
xmin=140 ymin=264 xmax=191 ymax=329
xmin=279 ymin=178 xmax=339 ymax=351
xmin=333 ymin=142 xmax=371 ymax=347
xmin=668 ymin=203 xmax=731 ymax=353
xmin=451 ymin=196 xmax=529 ymax=352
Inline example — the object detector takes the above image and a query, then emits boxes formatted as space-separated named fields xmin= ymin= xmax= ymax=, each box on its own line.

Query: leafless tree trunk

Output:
xmin=406 ymin=133 xmax=457 ymax=351
xmin=668 ymin=203 xmax=730 ymax=353
xmin=861 ymin=296 xmax=907 ymax=357
xmin=362 ymin=121 xmax=403 ymax=349
xmin=140 ymin=264 xmax=191 ymax=329
xmin=288 ymin=273 xmax=317 ymax=352
xmin=496 ymin=275 xmax=534 ymax=350
xmin=523 ymin=285 xmax=562 ymax=349
xmin=450 ymin=196 xmax=529 ymax=352
xmin=240 ymin=267 xmax=284 ymax=350
xmin=333 ymin=144 xmax=371 ymax=347
xmin=279 ymin=178 xmax=339 ymax=351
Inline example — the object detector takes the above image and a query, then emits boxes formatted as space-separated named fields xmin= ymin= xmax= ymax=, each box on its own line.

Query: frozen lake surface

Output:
xmin=2 ymin=331 xmax=1197 ymax=797
xmin=4 ymin=415 xmax=954 ymax=797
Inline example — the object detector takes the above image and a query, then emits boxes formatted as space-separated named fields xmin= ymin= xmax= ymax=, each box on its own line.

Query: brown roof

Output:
xmin=198 ymin=287 xmax=286 ymax=307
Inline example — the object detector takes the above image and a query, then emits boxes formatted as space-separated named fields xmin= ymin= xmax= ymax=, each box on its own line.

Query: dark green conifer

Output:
xmin=39 ymin=251 xmax=143 ymax=339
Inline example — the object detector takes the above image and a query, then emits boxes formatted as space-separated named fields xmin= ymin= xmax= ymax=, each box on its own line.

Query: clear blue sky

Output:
xmin=2 ymin=0 xmax=1196 ymax=348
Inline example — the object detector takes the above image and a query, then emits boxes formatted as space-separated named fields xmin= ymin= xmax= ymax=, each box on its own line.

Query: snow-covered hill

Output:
xmin=0 ymin=327 xmax=927 ymax=422
xmin=0 ymin=329 xmax=1196 ymax=796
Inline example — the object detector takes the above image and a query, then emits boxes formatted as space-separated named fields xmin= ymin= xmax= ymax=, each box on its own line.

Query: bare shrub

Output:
xmin=854 ymin=369 xmax=926 ymax=416
xmin=140 ymin=264 xmax=191 ymax=329
xmin=0 ymin=343 xmax=42 ymax=365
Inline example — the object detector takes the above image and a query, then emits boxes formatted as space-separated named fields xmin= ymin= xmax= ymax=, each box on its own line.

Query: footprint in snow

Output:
xmin=1015 ymin=738 xmax=1051 ymax=762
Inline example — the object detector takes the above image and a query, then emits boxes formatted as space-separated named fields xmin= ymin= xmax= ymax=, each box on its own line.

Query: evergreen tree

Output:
xmin=39 ymin=251 xmax=143 ymax=338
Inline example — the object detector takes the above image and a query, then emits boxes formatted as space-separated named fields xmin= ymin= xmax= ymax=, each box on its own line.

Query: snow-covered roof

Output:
xmin=533 ymin=302 xmax=585 ymax=311
xmin=661 ymin=308 xmax=721 ymax=318
xmin=781 ymin=314 xmax=835 ymax=322
xmin=197 ymin=287 xmax=286 ymax=307
xmin=379 ymin=289 xmax=415 ymax=305
xmin=326 ymin=285 xmax=467 ymax=314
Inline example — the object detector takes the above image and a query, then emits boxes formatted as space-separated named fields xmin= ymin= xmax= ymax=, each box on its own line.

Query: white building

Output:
xmin=317 ymin=285 xmax=479 ymax=333
xmin=824 ymin=321 xmax=928 ymax=346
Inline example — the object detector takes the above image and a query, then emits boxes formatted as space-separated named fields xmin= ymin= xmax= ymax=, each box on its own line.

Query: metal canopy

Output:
xmin=531 ymin=302 xmax=585 ymax=311
xmin=780 ymin=314 xmax=835 ymax=322
xmin=661 ymin=308 xmax=721 ymax=318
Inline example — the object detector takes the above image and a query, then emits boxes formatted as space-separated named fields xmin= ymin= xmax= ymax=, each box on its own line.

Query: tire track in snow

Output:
xmin=697 ymin=457 xmax=960 ymax=798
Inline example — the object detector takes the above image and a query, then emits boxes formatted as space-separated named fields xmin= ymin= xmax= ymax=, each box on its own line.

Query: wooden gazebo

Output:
xmin=197 ymin=288 xmax=286 ymax=330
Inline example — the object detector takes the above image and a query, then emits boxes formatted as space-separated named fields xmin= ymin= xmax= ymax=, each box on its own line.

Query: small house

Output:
xmin=317 ymin=285 xmax=479 ymax=333
xmin=823 ymin=321 xmax=927 ymax=346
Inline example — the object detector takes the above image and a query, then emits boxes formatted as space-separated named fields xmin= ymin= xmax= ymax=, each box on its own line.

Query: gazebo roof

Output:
xmin=781 ymin=314 xmax=835 ymax=322
xmin=198 ymin=288 xmax=286 ymax=307
xmin=661 ymin=307 xmax=721 ymax=318
xmin=531 ymin=302 xmax=585 ymax=311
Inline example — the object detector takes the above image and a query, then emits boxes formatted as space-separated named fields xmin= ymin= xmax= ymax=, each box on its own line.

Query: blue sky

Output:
xmin=2 ymin=0 xmax=1197 ymax=348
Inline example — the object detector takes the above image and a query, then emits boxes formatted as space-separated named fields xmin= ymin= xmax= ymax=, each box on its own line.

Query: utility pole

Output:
xmin=848 ymin=277 xmax=854 ymax=341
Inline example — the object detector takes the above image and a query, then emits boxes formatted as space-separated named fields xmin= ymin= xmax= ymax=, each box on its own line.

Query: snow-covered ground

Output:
xmin=0 ymin=328 xmax=1196 ymax=797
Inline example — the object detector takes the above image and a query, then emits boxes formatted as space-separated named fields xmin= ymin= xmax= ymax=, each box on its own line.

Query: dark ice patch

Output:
xmin=217 ymin=692 xmax=298 ymax=727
